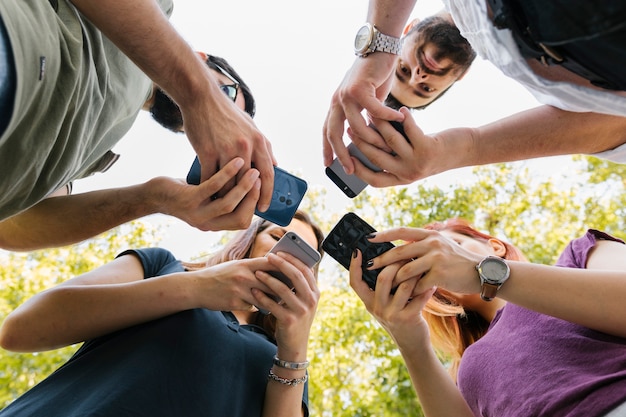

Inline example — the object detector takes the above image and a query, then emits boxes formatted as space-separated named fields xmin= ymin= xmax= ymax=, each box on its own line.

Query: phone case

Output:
xmin=258 ymin=231 xmax=321 ymax=314
xmin=322 ymin=212 xmax=395 ymax=290
xmin=325 ymin=122 xmax=406 ymax=199
xmin=255 ymin=167 xmax=308 ymax=227
xmin=187 ymin=160 xmax=307 ymax=227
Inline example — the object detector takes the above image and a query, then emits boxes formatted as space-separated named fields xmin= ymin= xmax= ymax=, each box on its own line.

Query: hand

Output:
xmin=350 ymin=108 xmax=460 ymax=187
xmin=350 ymin=248 xmax=435 ymax=349
xmin=323 ymin=54 xmax=404 ymax=175
xmin=363 ymin=228 xmax=484 ymax=297
xmin=188 ymin=258 xmax=279 ymax=312
xmin=148 ymin=157 xmax=261 ymax=231
xmin=179 ymin=88 xmax=276 ymax=213
xmin=252 ymin=252 xmax=320 ymax=356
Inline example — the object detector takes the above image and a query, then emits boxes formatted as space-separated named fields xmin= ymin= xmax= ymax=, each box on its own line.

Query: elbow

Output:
xmin=0 ymin=317 xmax=23 ymax=352
xmin=0 ymin=315 xmax=39 ymax=352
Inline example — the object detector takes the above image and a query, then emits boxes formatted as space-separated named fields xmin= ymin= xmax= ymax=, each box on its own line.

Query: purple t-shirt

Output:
xmin=457 ymin=230 xmax=626 ymax=417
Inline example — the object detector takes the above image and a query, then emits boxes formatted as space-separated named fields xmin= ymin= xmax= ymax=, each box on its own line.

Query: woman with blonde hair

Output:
xmin=350 ymin=218 xmax=626 ymax=416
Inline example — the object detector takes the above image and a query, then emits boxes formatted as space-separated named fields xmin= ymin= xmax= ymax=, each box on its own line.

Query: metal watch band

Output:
xmin=273 ymin=355 xmax=310 ymax=370
xmin=372 ymin=30 xmax=402 ymax=55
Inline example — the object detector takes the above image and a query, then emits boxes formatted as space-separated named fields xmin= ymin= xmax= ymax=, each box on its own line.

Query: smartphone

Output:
xmin=325 ymin=121 xmax=408 ymax=198
xmin=322 ymin=212 xmax=395 ymax=291
xmin=187 ymin=158 xmax=308 ymax=227
xmin=258 ymin=231 xmax=321 ymax=314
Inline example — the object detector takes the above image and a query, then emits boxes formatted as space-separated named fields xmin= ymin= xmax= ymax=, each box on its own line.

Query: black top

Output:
xmin=0 ymin=248 xmax=309 ymax=416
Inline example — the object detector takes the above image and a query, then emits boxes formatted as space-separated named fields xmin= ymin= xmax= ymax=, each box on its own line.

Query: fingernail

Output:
xmin=366 ymin=259 xmax=374 ymax=268
xmin=353 ymin=249 xmax=358 ymax=258
xmin=365 ymin=233 xmax=376 ymax=239
xmin=234 ymin=158 xmax=244 ymax=169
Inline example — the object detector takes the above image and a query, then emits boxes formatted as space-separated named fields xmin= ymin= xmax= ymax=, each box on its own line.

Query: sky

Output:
xmin=72 ymin=0 xmax=553 ymax=259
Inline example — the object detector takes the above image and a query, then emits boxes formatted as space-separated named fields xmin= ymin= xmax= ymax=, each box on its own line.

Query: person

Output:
xmin=0 ymin=210 xmax=324 ymax=416
xmin=323 ymin=0 xmax=626 ymax=188
xmin=0 ymin=0 xmax=275 ymax=234
xmin=0 ymin=51 xmax=264 ymax=251
xmin=385 ymin=12 xmax=476 ymax=111
xmin=349 ymin=218 xmax=626 ymax=416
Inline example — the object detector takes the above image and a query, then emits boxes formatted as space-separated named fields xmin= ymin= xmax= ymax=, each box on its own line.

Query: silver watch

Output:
xmin=476 ymin=256 xmax=510 ymax=301
xmin=354 ymin=23 xmax=402 ymax=58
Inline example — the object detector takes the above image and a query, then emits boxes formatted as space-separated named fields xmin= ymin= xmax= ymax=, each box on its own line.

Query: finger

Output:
xmin=325 ymin=109 xmax=355 ymax=174
xmin=252 ymin=139 xmax=275 ymax=213
xmin=195 ymin=157 xmax=244 ymax=196
xmin=349 ymin=249 xmax=374 ymax=304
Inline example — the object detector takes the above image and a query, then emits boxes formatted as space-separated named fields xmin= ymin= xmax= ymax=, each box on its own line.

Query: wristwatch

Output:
xmin=354 ymin=23 xmax=402 ymax=57
xmin=476 ymin=256 xmax=510 ymax=301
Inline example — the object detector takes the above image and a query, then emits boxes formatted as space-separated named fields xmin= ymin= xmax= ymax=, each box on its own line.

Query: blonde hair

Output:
xmin=182 ymin=211 xmax=324 ymax=336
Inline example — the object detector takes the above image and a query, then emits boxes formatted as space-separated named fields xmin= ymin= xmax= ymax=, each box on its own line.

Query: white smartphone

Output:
xmin=257 ymin=231 xmax=321 ymax=314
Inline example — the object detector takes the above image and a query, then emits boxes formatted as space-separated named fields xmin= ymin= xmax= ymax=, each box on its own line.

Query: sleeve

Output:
xmin=555 ymin=229 xmax=625 ymax=269
xmin=116 ymin=247 xmax=183 ymax=278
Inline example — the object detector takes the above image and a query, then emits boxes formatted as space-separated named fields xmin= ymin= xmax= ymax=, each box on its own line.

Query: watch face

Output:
xmin=355 ymin=25 xmax=373 ymax=53
xmin=482 ymin=258 xmax=509 ymax=282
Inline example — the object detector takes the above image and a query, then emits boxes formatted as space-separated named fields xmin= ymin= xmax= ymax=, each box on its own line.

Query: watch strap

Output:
xmin=480 ymin=282 xmax=500 ymax=302
xmin=371 ymin=29 xmax=402 ymax=55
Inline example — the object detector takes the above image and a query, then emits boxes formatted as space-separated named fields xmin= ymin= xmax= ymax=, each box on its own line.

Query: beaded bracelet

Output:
xmin=273 ymin=355 xmax=310 ymax=370
xmin=268 ymin=369 xmax=308 ymax=387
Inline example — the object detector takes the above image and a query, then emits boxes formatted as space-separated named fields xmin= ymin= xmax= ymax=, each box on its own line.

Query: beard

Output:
xmin=149 ymin=88 xmax=184 ymax=133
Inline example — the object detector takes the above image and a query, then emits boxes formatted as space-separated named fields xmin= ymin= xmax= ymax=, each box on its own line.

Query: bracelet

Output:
xmin=273 ymin=355 xmax=309 ymax=370
xmin=268 ymin=369 xmax=308 ymax=387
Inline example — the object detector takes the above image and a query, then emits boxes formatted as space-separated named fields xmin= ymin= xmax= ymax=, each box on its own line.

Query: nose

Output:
xmin=412 ymin=66 xmax=429 ymax=84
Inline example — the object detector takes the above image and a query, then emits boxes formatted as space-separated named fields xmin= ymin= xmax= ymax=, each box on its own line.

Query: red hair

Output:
xmin=422 ymin=218 xmax=527 ymax=379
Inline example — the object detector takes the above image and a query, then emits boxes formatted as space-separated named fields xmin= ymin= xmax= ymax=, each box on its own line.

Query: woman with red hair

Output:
xmin=350 ymin=218 xmax=626 ymax=417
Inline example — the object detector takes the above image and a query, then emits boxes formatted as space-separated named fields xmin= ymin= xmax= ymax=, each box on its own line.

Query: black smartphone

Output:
xmin=322 ymin=212 xmax=395 ymax=291
xmin=325 ymin=121 xmax=408 ymax=198
xmin=258 ymin=231 xmax=321 ymax=314
xmin=187 ymin=158 xmax=308 ymax=227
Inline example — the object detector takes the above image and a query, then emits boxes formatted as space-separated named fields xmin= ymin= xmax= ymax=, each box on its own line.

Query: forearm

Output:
xmin=0 ymin=184 xmax=158 ymax=251
xmin=366 ymin=0 xmax=417 ymax=35
xmin=499 ymin=261 xmax=626 ymax=338
xmin=456 ymin=106 xmax=626 ymax=167
xmin=399 ymin=341 xmax=473 ymax=417
xmin=0 ymin=273 xmax=195 ymax=352
xmin=262 ymin=366 xmax=308 ymax=417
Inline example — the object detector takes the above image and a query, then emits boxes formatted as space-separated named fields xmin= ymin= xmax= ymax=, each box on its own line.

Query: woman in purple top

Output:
xmin=350 ymin=218 xmax=626 ymax=417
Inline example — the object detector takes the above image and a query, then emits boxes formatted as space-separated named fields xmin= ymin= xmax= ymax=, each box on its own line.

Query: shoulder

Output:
xmin=555 ymin=230 xmax=624 ymax=269
xmin=117 ymin=248 xmax=183 ymax=278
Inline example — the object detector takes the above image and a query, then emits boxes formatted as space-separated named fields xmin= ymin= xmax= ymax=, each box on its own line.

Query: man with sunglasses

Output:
xmin=0 ymin=53 xmax=262 ymax=251
xmin=0 ymin=0 xmax=276 ymax=250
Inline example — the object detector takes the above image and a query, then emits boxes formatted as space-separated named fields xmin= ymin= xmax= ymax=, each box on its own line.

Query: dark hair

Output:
xmin=205 ymin=54 xmax=256 ymax=118
xmin=390 ymin=15 xmax=476 ymax=111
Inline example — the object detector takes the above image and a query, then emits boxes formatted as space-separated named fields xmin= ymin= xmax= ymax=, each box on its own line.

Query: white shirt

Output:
xmin=442 ymin=0 xmax=626 ymax=163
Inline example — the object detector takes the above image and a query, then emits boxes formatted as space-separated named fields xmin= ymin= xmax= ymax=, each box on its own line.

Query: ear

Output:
xmin=488 ymin=238 xmax=507 ymax=258
xmin=196 ymin=51 xmax=208 ymax=62
xmin=402 ymin=18 xmax=420 ymax=37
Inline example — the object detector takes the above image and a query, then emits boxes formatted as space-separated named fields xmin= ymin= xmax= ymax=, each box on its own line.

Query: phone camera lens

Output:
xmin=286 ymin=199 xmax=292 ymax=205
xmin=279 ymin=196 xmax=286 ymax=203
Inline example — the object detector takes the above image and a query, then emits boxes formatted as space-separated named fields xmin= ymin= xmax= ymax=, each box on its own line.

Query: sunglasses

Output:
xmin=214 ymin=63 xmax=240 ymax=102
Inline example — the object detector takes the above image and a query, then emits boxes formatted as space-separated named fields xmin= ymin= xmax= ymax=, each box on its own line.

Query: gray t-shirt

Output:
xmin=0 ymin=0 xmax=172 ymax=220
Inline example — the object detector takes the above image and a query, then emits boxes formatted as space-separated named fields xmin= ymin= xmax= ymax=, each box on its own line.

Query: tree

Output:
xmin=306 ymin=156 xmax=626 ymax=416
xmin=0 ymin=221 xmax=159 ymax=408
xmin=1 ymin=156 xmax=624 ymax=415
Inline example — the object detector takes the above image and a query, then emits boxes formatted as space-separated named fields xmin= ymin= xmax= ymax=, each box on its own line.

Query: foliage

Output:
xmin=1 ymin=156 xmax=625 ymax=415
xmin=0 ymin=221 xmax=159 ymax=409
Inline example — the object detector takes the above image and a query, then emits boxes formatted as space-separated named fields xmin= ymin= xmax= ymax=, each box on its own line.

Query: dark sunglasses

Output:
xmin=214 ymin=63 xmax=240 ymax=102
